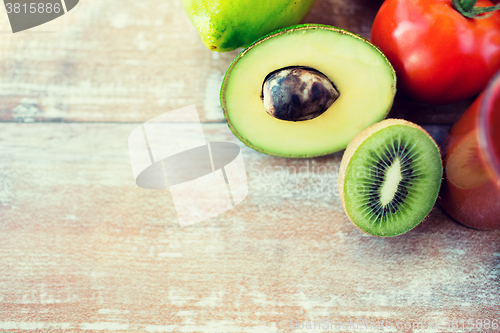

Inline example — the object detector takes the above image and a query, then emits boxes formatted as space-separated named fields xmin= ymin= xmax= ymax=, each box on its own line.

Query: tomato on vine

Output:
xmin=371 ymin=0 xmax=500 ymax=104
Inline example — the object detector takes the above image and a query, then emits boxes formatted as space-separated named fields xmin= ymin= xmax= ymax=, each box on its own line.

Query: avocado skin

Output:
xmin=181 ymin=0 xmax=316 ymax=52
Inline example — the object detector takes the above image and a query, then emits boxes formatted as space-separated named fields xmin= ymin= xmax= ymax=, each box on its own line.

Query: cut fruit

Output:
xmin=338 ymin=119 xmax=443 ymax=237
xmin=221 ymin=24 xmax=397 ymax=158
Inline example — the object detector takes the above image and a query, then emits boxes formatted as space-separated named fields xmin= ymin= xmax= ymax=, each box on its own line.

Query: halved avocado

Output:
xmin=220 ymin=24 xmax=397 ymax=158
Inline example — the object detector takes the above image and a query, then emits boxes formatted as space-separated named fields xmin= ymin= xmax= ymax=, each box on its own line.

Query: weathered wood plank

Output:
xmin=0 ymin=123 xmax=498 ymax=332
xmin=0 ymin=0 xmax=236 ymax=123
xmin=0 ymin=0 xmax=471 ymax=125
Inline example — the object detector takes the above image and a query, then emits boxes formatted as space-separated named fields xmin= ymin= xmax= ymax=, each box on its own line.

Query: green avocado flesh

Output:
xmin=221 ymin=25 xmax=396 ymax=158
xmin=343 ymin=125 xmax=443 ymax=237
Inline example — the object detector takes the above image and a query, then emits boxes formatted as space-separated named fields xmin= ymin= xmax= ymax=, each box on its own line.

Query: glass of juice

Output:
xmin=439 ymin=71 xmax=500 ymax=230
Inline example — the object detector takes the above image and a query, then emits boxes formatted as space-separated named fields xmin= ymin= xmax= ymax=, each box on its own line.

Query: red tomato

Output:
xmin=371 ymin=0 xmax=500 ymax=104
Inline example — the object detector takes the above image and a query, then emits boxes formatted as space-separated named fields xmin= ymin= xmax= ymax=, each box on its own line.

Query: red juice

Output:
xmin=439 ymin=71 xmax=500 ymax=230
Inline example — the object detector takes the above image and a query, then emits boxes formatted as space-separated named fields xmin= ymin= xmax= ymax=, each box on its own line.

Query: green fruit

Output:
xmin=338 ymin=119 xmax=443 ymax=237
xmin=181 ymin=0 xmax=316 ymax=52
xmin=221 ymin=24 xmax=396 ymax=158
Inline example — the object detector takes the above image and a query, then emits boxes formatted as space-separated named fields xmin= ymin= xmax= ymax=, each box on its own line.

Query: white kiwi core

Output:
xmin=380 ymin=158 xmax=402 ymax=206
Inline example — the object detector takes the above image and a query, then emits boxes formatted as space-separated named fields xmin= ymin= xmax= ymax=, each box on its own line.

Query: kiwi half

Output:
xmin=338 ymin=119 xmax=443 ymax=237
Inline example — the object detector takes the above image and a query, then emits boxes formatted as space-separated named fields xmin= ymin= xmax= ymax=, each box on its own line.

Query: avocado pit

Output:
xmin=262 ymin=66 xmax=339 ymax=122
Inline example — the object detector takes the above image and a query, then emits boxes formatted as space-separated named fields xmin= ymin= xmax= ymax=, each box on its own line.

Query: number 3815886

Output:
xmin=5 ymin=3 xmax=62 ymax=14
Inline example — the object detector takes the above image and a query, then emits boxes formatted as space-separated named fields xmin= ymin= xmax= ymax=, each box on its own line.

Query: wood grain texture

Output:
xmin=0 ymin=123 xmax=499 ymax=332
xmin=0 ymin=0 xmax=472 ymax=124
xmin=0 ymin=0 xmax=497 ymax=331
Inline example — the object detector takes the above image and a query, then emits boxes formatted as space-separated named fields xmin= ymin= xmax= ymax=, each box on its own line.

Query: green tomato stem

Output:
xmin=453 ymin=0 xmax=500 ymax=18
xmin=460 ymin=0 xmax=477 ymax=11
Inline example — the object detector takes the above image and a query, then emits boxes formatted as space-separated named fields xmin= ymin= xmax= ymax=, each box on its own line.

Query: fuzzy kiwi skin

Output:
xmin=338 ymin=118 xmax=442 ymax=237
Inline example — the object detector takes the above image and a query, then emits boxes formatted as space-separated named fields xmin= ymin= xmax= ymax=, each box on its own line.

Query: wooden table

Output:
xmin=0 ymin=0 xmax=499 ymax=332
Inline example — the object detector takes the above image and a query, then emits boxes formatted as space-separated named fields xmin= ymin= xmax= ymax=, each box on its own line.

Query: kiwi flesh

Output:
xmin=338 ymin=119 xmax=443 ymax=237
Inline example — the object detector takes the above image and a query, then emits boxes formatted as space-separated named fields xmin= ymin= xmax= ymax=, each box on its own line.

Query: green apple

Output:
xmin=181 ymin=0 xmax=316 ymax=52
